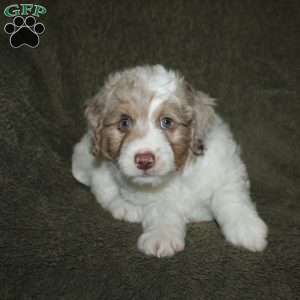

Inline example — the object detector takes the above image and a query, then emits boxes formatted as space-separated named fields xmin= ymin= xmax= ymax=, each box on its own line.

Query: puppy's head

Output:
xmin=85 ymin=65 xmax=215 ymax=186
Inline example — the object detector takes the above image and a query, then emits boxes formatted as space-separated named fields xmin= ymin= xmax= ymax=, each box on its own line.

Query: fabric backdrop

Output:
xmin=1 ymin=1 xmax=299 ymax=299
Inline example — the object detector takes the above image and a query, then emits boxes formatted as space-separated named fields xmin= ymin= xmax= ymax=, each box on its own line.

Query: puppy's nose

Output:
xmin=135 ymin=152 xmax=155 ymax=170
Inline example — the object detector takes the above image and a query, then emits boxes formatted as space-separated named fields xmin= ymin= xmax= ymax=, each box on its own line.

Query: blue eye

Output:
xmin=118 ymin=116 xmax=132 ymax=131
xmin=160 ymin=117 xmax=174 ymax=129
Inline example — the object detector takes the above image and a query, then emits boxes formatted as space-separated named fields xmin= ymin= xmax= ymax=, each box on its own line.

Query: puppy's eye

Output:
xmin=160 ymin=117 xmax=174 ymax=129
xmin=118 ymin=116 xmax=132 ymax=131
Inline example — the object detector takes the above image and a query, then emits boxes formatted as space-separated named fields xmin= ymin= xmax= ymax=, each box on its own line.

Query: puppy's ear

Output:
xmin=186 ymin=83 xmax=216 ymax=155
xmin=84 ymin=90 xmax=106 ymax=157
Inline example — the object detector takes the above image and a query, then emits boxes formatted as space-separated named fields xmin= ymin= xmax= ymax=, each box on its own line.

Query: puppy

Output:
xmin=72 ymin=65 xmax=268 ymax=257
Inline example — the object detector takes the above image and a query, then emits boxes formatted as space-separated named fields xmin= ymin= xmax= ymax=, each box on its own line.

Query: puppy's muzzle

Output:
xmin=135 ymin=152 xmax=155 ymax=170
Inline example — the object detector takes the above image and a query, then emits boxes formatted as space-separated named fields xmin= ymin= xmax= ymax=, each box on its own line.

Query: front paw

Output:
xmin=223 ymin=215 xmax=268 ymax=252
xmin=109 ymin=201 xmax=143 ymax=223
xmin=138 ymin=228 xmax=185 ymax=257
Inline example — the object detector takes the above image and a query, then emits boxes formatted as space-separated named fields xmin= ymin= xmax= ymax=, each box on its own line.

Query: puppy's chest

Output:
xmin=118 ymin=177 xmax=211 ymax=208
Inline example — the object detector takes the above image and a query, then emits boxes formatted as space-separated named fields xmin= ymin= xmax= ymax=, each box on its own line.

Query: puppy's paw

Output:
xmin=138 ymin=228 xmax=185 ymax=257
xmin=223 ymin=215 xmax=268 ymax=252
xmin=109 ymin=201 xmax=143 ymax=223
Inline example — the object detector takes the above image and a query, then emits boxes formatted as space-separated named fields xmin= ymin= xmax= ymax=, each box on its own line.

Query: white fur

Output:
xmin=139 ymin=65 xmax=177 ymax=97
xmin=72 ymin=66 xmax=268 ymax=257
xmin=72 ymin=132 xmax=94 ymax=186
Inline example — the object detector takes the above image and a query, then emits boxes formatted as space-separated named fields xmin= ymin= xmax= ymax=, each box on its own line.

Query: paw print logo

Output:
xmin=4 ymin=16 xmax=45 ymax=48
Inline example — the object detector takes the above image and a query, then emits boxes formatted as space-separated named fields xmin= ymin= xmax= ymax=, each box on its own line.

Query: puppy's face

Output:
xmin=102 ymin=96 xmax=193 ymax=185
xmin=86 ymin=65 xmax=215 ymax=186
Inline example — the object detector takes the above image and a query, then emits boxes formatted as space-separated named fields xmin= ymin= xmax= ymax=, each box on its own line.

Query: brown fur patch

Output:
xmin=185 ymin=87 xmax=216 ymax=155
xmin=100 ymin=125 xmax=145 ymax=160
xmin=96 ymin=98 xmax=150 ymax=160
xmin=153 ymin=101 xmax=193 ymax=170
xmin=167 ymin=126 xmax=192 ymax=170
xmin=99 ymin=126 xmax=126 ymax=160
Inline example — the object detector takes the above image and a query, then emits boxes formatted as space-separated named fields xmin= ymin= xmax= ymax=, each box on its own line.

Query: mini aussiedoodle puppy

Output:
xmin=72 ymin=65 xmax=268 ymax=257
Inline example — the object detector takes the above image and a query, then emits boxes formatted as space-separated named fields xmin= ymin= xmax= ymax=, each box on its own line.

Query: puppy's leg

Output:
xmin=211 ymin=184 xmax=268 ymax=252
xmin=91 ymin=166 xmax=143 ymax=223
xmin=72 ymin=133 xmax=95 ymax=186
xmin=107 ymin=198 xmax=143 ymax=223
xmin=138 ymin=208 xmax=186 ymax=257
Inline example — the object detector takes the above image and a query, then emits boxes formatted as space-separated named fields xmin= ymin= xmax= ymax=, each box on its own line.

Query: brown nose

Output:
xmin=134 ymin=152 xmax=155 ymax=170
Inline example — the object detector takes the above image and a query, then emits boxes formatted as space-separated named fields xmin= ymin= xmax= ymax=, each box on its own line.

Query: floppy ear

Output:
xmin=84 ymin=90 xmax=106 ymax=157
xmin=186 ymin=84 xmax=216 ymax=155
